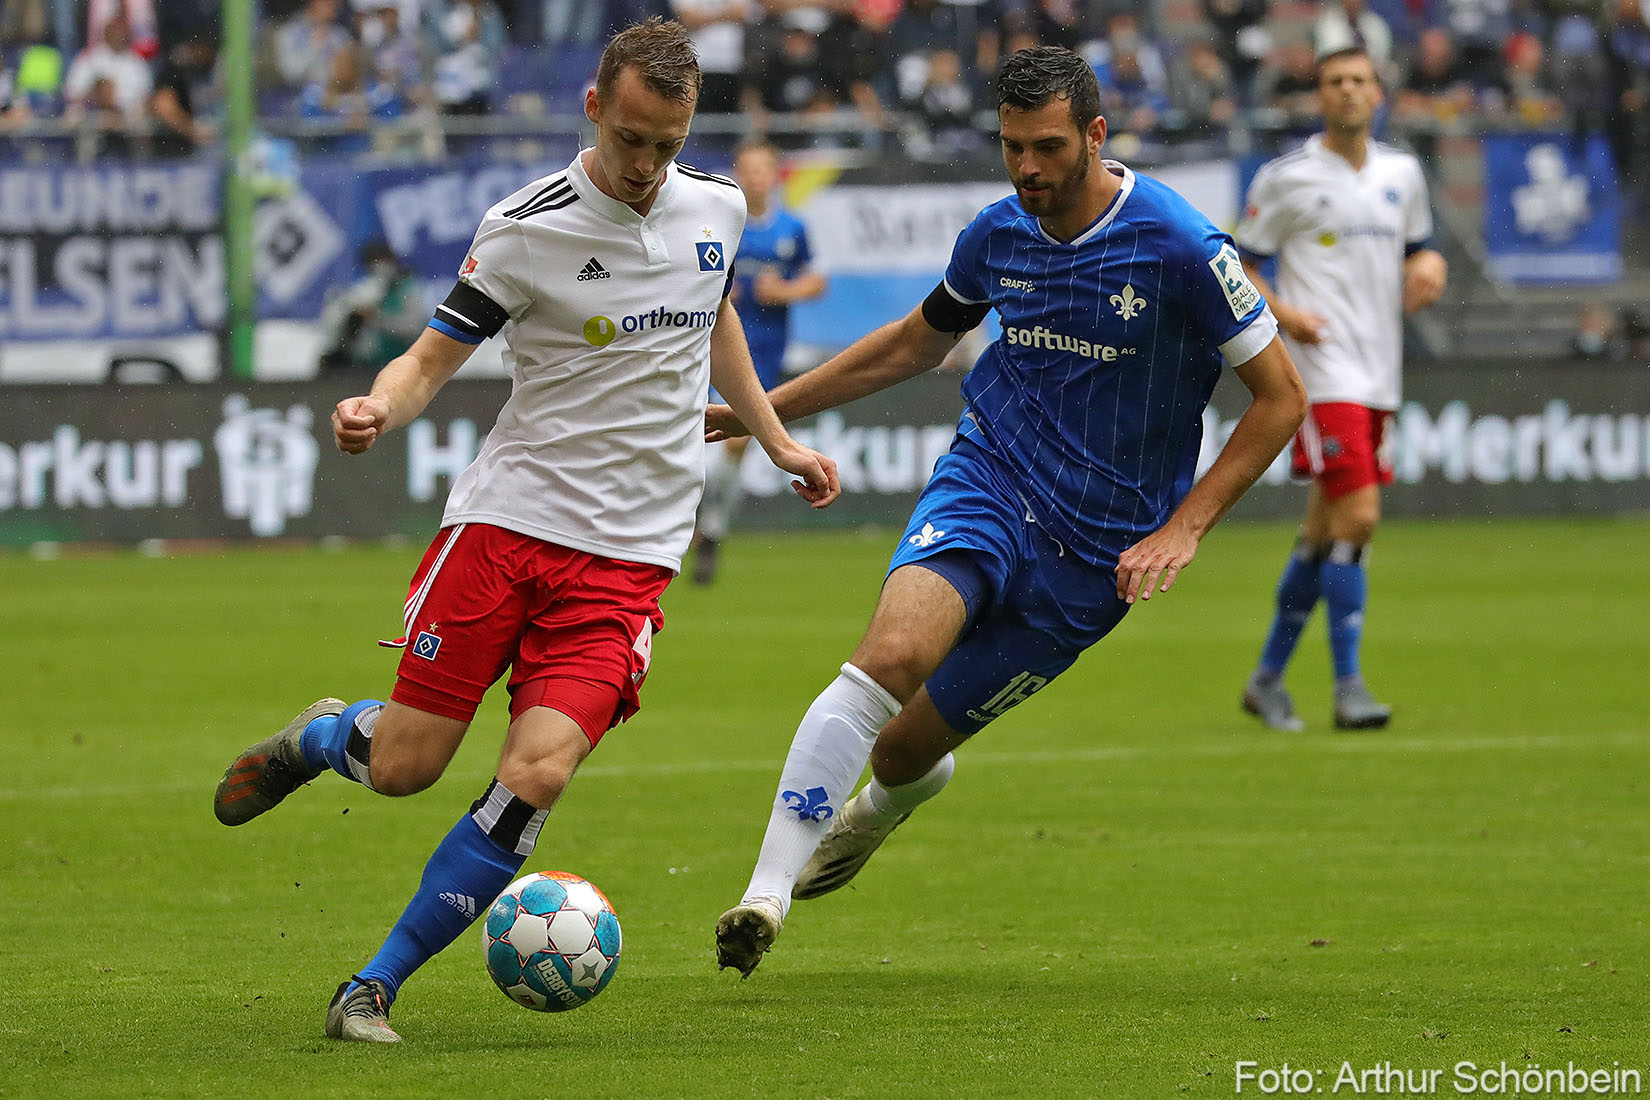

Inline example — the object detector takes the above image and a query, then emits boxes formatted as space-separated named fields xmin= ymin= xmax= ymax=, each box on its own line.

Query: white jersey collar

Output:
xmin=568 ymin=151 xmax=679 ymax=225
xmin=1035 ymin=160 xmax=1135 ymax=247
xmin=1306 ymin=133 xmax=1376 ymax=174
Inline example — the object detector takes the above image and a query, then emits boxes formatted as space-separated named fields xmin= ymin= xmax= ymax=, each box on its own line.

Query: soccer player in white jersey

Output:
xmin=1234 ymin=45 xmax=1447 ymax=732
xmin=709 ymin=46 xmax=1308 ymax=978
xmin=210 ymin=18 xmax=839 ymax=1043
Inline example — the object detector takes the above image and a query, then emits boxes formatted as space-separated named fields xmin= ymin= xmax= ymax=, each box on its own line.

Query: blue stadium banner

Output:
xmin=1482 ymin=133 xmax=1622 ymax=285
xmin=0 ymin=161 xmax=225 ymax=341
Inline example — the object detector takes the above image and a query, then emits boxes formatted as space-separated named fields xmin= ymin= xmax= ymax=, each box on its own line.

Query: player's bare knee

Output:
xmin=494 ymin=755 xmax=576 ymax=811
xmin=846 ymin=643 xmax=929 ymax=705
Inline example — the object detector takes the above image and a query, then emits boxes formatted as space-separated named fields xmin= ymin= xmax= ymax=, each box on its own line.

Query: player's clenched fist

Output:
xmin=333 ymin=395 xmax=391 ymax=454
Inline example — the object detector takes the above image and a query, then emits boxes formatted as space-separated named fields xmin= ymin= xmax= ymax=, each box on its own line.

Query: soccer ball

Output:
xmin=482 ymin=871 xmax=622 ymax=1012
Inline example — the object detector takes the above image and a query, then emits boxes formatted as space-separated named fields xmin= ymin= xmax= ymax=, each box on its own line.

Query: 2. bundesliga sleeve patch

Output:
xmin=1208 ymin=242 xmax=1262 ymax=320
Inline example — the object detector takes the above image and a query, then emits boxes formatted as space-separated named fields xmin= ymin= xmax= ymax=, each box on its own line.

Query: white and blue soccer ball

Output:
xmin=483 ymin=871 xmax=622 ymax=1012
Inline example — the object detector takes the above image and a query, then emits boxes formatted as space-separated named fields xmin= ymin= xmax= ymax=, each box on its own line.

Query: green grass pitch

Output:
xmin=2 ymin=518 xmax=1646 ymax=1098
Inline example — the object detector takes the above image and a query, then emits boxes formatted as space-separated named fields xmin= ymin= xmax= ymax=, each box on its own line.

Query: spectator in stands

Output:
xmin=1 ymin=0 xmax=47 ymax=47
xmin=1256 ymin=37 xmax=1321 ymax=114
xmin=670 ymin=0 xmax=750 ymax=113
xmin=1499 ymin=30 xmax=1559 ymax=121
xmin=1025 ymin=0 xmax=1088 ymax=50
xmin=88 ymin=0 xmax=159 ymax=61
xmin=157 ymin=0 xmax=220 ymax=51
xmin=743 ymin=18 xmax=885 ymax=143
xmin=318 ymin=239 xmax=428 ymax=373
xmin=276 ymin=0 xmax=354 ymax=92
xmin=1604 ymin=0 xmax=1650 ymax=199
xmin=357 ymin=0 xmax=425 ymax=105
xmin=0 ymin=37 xmax=61 ymax=125
xmin=1436 ymin=0 xmax=1511 ymax=92
xmin=1172 ymin=36 xmax=1238 ymax=136
xmin=430 ymin=0 xmax=506 ymax=114
xmin=1085 ymin=11 xmax=1169 ymax=97
xmin=1093 ymin=13 xmax=1171 ymax=135
xmin=1394 ymin=25 xmax=1474 ymax=119
xmin=1314 ymin=0 xmax=1394 ymax=80
xmin=889 ymin=0 xmax=1003 ymax=85
xmin=63 ymin=12 xmax=152 ymax=121
xmin=913 ymin=47 xmax=982 ymax=153
xmin=299 ymin=42 xmax=403 ymax=152
xmin=152 ymin=34 xmax=217 ymax=155
xmin=1099 ymin=45 xmax=1170 ymax=136
xmin=1202 ymin=0 xmax=1269 ymax=105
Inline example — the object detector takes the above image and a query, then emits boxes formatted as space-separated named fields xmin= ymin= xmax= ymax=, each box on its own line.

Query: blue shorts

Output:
xmin=887 ymin=437 xmax=1130 ymax=736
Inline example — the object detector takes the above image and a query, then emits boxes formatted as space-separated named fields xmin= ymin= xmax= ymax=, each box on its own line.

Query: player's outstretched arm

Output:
xmin=708 ymin=299 xmax=841 ymax=509
xmin=332 ymin=327 xmax=478 ymax=454
xmin=705 ymin=304 xmax=958 ymax=441
xmin=1115 ymin=336 xmax=1307 ymax=604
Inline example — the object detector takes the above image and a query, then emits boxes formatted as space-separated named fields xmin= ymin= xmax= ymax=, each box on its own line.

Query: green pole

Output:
xmin=223 ymin=0 xmax=256 ymax=380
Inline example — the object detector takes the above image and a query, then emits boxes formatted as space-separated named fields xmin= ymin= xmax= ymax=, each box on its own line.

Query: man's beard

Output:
xmin=1018 ymin=144 xmax=1091 ymax=217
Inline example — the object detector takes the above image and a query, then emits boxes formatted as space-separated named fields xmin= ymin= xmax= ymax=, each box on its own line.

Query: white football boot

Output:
xmin=791 ymin=789 xmax=909 ymax=901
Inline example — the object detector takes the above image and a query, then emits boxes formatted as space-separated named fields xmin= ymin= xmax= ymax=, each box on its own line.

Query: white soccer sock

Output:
xmin=696 ymin=444 xmax=745 ymax=541
xmin=862 ymin=752 xmax=955 ymax=824
xmin=741 ymin=663 xmax=900 ymax=916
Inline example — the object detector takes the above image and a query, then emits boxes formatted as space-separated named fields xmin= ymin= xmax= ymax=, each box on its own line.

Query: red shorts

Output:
xmin=388 ymin=523 xmax=672 ymax=745
xmin=1291 ymin=402 xmax=1395 ymax=500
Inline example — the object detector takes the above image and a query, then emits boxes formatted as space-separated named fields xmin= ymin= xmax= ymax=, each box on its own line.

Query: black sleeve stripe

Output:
xmin=920 ymin=281 xmax=990 ymax=337
xmin=437 ymin=281 xmax=510 ymax=340
xmin=723 ymin=260 xmax=735 ymax=300
xmin=676 ymin=162 xmax=739 ymax=189
xmin=501 ymin=174 xmax=568 ymax=218
xmin=512 ymin=192 xmax=580 ymax=221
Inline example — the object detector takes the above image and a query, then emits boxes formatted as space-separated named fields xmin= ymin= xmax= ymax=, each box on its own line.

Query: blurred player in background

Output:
xmin=212 ymin=18 xmax=838 ymax=1043
xmin=1235 ymin=45 xmax=1447 ymax=732
xmin=691 ymin=138 xmax=827 ymax=584
xmin=711 ymin=46 xmax=1307 ymax=977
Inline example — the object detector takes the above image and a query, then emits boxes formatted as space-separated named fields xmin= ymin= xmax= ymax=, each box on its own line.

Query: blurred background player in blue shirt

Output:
xmin=692 ymin=138 xmax=827 ymax=584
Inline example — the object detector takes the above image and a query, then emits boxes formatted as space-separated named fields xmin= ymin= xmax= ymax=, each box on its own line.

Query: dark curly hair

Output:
xmin=996 ymin=46 xmax=1102 ymax=132
xmin=597 ymin=17 xmax=702 ymax=105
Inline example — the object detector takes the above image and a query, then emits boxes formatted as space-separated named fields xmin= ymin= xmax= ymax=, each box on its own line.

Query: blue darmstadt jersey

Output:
xmin=733 ymin=207 xmax=813 ymax=376
xmin=942 ymin=161 xmax=1279 ymax=570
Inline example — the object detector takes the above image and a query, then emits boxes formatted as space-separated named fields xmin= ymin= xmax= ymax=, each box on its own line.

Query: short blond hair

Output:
xmin=596 ymin=17 xmax=701 ymax=105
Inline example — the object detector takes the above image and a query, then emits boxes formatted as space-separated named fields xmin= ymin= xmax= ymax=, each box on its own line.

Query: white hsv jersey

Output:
xmin=1235 ymin=136 xmax=1432 ymax=410
xmin=429 ymin=153 xmax=746 ymax=572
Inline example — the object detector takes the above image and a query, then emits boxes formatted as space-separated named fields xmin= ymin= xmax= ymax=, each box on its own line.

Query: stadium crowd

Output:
xmin=0 ymin=0 xmax=1647 ymax=193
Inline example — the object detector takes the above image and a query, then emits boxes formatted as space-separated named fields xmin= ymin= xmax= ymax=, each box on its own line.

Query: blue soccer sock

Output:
xmin=353 ymin=778 xmax=547 ymax=1002
xmin=299 ymin=699 xmax=384 ymax=787
xmin=1256 ymin=540 xmax=1324 ymax=680
xmin=1320 ymin=540 xmax=1369 ymax=682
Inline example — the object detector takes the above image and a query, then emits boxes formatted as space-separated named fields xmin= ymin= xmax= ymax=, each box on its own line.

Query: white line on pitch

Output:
xmin=0 ymin=731 xmax=1640 ymax=801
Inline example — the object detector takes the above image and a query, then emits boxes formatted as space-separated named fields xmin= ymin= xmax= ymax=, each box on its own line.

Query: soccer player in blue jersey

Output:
xmin=711 ymin=45 xmax=1310 ymax=977
xmin=692 ymin=138 xmax=828 ymax=584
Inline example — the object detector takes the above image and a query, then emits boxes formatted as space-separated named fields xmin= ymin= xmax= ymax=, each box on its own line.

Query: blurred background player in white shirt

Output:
xmin=1234 ymin=45 xmax=1447 ymax=732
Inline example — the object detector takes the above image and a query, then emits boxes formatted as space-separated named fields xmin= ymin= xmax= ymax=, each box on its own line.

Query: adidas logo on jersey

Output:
xmin=577 ymin=257 xmax=611 ymax=281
